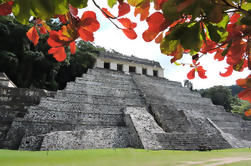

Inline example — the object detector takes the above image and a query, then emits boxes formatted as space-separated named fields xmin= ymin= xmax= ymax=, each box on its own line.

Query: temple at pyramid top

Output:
xmin=95 ymin=50 xmax=164 ymax=77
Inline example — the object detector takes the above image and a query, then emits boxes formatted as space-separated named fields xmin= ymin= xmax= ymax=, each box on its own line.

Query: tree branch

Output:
xmin=92 ymin=0 xmax=122 ymax=29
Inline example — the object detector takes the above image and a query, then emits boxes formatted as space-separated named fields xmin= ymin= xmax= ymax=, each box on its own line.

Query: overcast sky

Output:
xmin=81 ymin=1 xmax=250 ymax=89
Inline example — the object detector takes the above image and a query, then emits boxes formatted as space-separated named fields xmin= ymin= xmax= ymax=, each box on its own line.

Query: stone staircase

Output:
xmin=3 ymin=68 xmax=251 ymax=150
xmin=0 ymin=87 xmax=55 ymax=149
xmin=132 ymin=74 xmax=251 ymax=148
xmin=6 ymin=68 xmax=145 ymax=150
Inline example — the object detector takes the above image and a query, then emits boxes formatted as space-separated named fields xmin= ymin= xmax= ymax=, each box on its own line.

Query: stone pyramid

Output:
xmin=2 ymin=68 xmax=251 ymax=150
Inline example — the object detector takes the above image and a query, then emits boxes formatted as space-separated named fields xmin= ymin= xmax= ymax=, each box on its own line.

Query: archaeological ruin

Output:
xmin=0 ymin=51 xmax=251 ymax=151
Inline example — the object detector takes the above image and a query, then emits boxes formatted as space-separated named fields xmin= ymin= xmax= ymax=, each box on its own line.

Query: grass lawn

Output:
xmin=0 ymin=148 xmax=251 ymax=166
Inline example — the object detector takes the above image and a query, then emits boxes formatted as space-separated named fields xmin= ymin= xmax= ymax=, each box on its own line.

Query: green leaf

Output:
xmin=69 ymin=0 xmax=88 ymax=8
xmin=127 ymin=0 xmax=143 ymax=6
xmin=180 ymin=22 xmax=201 ymax=51
xmin=216 ymin=14 xmax=229 ymax=29
xmin=162 ymin=0 xmax=180 ymax=22
xmin=31 ymin=0 xmax=55 ymax=20
xmin=12 ymin=0 xmax=33 ymax=24
xmin=160 ymin=37 xmax=178 ymax=55
xmin=108 ymin=0 xmax=117 ymax=8
xmin=241 ymin=2 xmax=251 ymax=11
xmin=207 ymin=23 xmax=220 ymax=43
xmin=54 ymin=0 xmax=69 ymax=15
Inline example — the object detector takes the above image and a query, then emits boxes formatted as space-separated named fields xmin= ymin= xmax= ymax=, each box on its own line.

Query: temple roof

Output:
xmin=99 ymin=50 xmax=162 ymax=68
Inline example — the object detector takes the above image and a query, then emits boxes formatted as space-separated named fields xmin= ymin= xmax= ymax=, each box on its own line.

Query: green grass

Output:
xmin=0 ymin=148 xmax=251 ymax=166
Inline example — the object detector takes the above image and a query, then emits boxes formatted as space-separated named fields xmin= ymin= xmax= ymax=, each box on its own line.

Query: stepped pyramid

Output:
xmin=1 ymin=68 xmax=250 ymax=151
xmin=1 ymin=52 xmax=251 ymax=151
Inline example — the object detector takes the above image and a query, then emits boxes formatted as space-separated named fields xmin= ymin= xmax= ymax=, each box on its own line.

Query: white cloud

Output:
xmin=81 ymin=1 xmax=250 ymax=89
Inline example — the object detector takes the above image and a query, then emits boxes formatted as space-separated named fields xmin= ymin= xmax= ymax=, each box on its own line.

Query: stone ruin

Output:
xmin=0 ymin=52 xmax=251 ymax=151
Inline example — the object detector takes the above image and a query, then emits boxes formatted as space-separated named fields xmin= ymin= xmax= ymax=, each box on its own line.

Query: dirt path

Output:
xmin=177 ymin=155 xmax=251 ymax=166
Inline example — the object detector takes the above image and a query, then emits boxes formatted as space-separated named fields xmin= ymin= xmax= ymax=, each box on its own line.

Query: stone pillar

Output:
xmin=158 ymin=69 xmax=164 ymax=77
xmin=95 ymin=58 xmax=104 ymax=68
xmin=147 ymin=68 xmax=153 ymax=76
xmin=136 ymin=66 xmax=142 ymax=75
xmin=110 ymin=62 xmax=117 ymax=70
xmin=123 ymin=64 xmax=129 ymax=73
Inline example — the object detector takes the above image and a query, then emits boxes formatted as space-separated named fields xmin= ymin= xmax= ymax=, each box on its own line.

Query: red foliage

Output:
xmin=118 ymin=2 xmax=130 ymax=17
xmin=236 ymin=75 xmax=251 ymax=104
xmin=187 ymin=60 xmax=207 ymax=80
xmin=0 ymin=1 xmax=13 ymax=15
xmin=134 ymin=0 xmax=150 ymax=21
xmin=26 ymin=26 xmax=39 ymax=46
xmin=143 ymin=12 xmax=168 ymax=42
xmin=48 ymin=47 xmax=66 ymax=62
xmin=47 ymin=11 xmax=100 ymax=61
xmin=220 ymin=66 xmax=233 ymax=77
xmin=122 ymin=29 xmax=137 ymax=39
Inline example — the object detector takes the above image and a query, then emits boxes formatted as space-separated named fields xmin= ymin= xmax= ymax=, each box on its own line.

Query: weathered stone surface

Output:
xmin=2 ymin=67 xmax=251 ymax=151
xmin=39 ymin=127 xmax=130 ymax=150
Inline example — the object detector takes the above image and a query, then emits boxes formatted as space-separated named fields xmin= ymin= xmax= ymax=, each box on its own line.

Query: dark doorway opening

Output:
xmin=104 ymin=62 xmax=110 ymax=69
xmin=129 ymin=66 xmax=136 ymax=73
xmin=153 ymin=70 xmax=158 ymax=77
xmin=117 ymin=64 xmax=123 ymax=71
xmin=142 ymin=68 xmax=147 ymax=75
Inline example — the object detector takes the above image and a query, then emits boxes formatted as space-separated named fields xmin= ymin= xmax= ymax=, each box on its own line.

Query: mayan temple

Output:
xmin=1 ymin=51 xmax=251 ymax=151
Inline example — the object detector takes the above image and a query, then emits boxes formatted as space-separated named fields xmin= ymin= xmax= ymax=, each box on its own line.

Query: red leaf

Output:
xmin=118 ymin=2 xmax=130 ymax=17
xmin=0 ymin=1 xmax=13 ymax=15
xmin=38 ymin=26 xmax=47 ymax=34
xmin=101 ymin=8 xmax=115 ymax=18
xmin=155 ymin=32 xmax=163 ymax=44
xmin=69 ymin=5 xmax=78 ymax=16
xmin=197 ymin=66 xmax=207 ymax=79
xmin=70 ymin=41 xmax=76 ymax=54
xmin=230 ymin=13 xmax=240 ymax=24
xmin=78 ymin=28 xmax=94 ymax=42
xmin=214 ymin=49 xmax=225 ymax=61
xmin=134 ymin=0 xmax=150 ymax=21
xmin=220 ymin=65 xmax=233 ymax=77
xmin=244 ymin=109 xmax=251 ymax=117
xmin=142 ymin=29 xmax=159 ymax=42
xmin=58 ymin=15 xmax=68 ymax=24
xmin=147 ymin=12 xmax=166 ymax=32
xmin=80 ymin=11 xmax=100 ymax=32
xmin=26 ymin=26 xmax=39 ymax=46
xmin=236 ymin=74 xmax=251 ymax=88
xmin=118 ymin=18 xmax=137 ymax=29
xmin=48 ymin=47 xmax=66 ymax=62
xmin=122 ymin=29 xmax=137 ymax=40
xmin=238 ymin=88 xmax=251 ymax=103
xmin=187 ymin=68 xmax=195 ymax=80
xmin=47 ymin=30 xmax=64 ymax=47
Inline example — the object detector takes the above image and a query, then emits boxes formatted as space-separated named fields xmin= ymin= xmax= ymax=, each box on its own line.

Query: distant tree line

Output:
xmin=0 ymin=15 xmax=103 ymax=91
xmin=199 ymin=85 xmax=250 ymax=117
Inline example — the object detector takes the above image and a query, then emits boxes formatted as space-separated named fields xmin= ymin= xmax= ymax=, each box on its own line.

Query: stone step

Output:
xmin=174 ymin=102 xmax=225 ymax=113
xmin=9 ymin=120 xmax=126 ymax=138
xmin=222 ymin=128 xmax=251 ymax=141
xmin=65 ymin=82 xmax=137 ymax=92
xmin=59 ymin=87 xmax=141 ymax=98
xmin=23 ymin=109 xmax=125 ymax=125
xmin=207 ymin=113 xmax=242 ymax=122
xmin=213 ymin=120 xmax=242 ymax=128
xmin=148 ymin=95 xmax=213 ymax=106
xmin=72 ymin=80 xmax=136 ymax=89
xmin=39 ymin=127 xmax=130 ymax=150
xmin=55 ymin=89 xmax=141 ymax=101
xmin=29 ymin=103 xmax=127 ymax=114
xmin=39 ymin=95 xmax=145 ymax=107
xmin=76 ymin=76 xmax=133 ymax=85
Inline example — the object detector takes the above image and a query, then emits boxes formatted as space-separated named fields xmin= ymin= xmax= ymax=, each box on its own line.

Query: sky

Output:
xmin=81 ymin=1 xmax=250 ymax=89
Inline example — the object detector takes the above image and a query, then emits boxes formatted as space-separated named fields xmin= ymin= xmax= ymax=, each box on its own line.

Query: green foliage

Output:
xmin=108 ymin=0 xmax=117 ymax=8
xmin=200 ymin=86 xmax=234 ymax=111
xmin=0 ymin=16 xmax=99 ymax=91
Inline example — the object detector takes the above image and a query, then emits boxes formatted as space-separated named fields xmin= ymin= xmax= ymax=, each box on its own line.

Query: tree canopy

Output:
xmin=0 ymin=0 xmax=250 ymax=114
